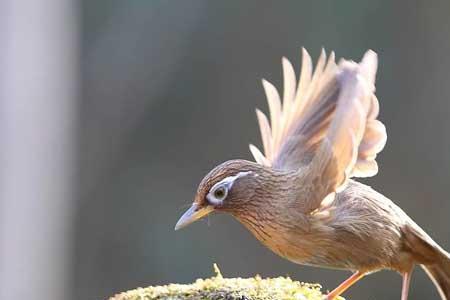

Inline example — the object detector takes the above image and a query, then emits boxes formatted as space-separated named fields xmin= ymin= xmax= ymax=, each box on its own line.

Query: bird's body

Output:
xmin=236 ymin=175 xmax=416 ymax=273
xmin=175 ymin=49 xmax=450 ymax=299
xmin=205 ymin=159 xmax=436 ymax=274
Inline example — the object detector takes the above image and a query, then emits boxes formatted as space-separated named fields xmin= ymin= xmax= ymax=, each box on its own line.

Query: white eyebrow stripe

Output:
xmin=207 ymin=171 xmax=253 ymax=206
xmin=212 ymin=171 xmax=252 ymax=190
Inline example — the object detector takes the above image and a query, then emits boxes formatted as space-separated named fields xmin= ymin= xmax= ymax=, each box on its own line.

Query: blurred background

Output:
xmin=1 ymin=1 xmax=450 ymax=299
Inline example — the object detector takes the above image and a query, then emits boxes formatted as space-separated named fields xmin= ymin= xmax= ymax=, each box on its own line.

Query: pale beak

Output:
xmin=174 ymin=203 xmax=214 ymax=230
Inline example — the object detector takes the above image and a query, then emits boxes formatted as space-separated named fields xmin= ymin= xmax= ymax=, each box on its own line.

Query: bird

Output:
xmin=174 ymin=48 xmax=450 ymax=300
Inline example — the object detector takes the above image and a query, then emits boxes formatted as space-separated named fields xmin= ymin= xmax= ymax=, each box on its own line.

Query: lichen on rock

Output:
xmin=108 ymin=264 xmax=342 ymax=300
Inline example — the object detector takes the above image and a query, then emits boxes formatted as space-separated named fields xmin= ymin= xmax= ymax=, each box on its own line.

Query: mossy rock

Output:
xmin=108 ymin=264 xmax=343 ymax=300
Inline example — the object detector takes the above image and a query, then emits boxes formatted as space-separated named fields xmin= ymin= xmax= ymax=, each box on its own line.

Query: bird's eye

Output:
xmin=207 ymin=185 xmax=228 ymax=205
xmin=213 ymin=186 xmax=227 ymax=200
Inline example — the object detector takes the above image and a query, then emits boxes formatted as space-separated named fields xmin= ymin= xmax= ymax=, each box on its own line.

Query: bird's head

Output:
xmin=175 ymin=159 xmax=268 ymax=230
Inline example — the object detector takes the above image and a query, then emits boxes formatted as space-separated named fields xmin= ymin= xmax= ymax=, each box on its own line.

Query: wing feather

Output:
xmin=250 ymin=49 xmax=386 ymax=183
xmin=292 ymin=49 xmax=326 ymax=125
xmin=249 ymin=144 xmax=270 ymax=166
xmin=262 ymin=79 xmax=282 ymax=157
xmin=301 ymin=51 xmax=382 ymax=212
xmin=283 ymin=48 xmax=312 ymax=142
xmin=282 ymin=57 xmax=296 ymax=113
xmin=255 ymin=108 xmax=273 ymax=160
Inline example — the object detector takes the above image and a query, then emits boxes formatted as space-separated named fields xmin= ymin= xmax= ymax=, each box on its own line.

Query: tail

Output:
xmin=422 ymin=250 xmax=450 ymax=300
xmin=403 ymin=224 xmax=450 ymax=299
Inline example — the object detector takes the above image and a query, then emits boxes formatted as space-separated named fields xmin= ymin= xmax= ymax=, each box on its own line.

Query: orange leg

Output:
xmin=326 ymin=271 xmax=365 ymax=300
xmin=401 ymin=270 xmax=413 ymax=300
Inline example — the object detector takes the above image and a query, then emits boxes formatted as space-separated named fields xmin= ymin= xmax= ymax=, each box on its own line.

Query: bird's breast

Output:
xmin=236 ymin=214 xmax=316 ymax=265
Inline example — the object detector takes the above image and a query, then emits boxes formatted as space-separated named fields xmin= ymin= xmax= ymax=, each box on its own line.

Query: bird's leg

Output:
xmin=326 ymin=271 xmax=365 ymax=300
xmin=401 ymin=270 xmax=413 ymax=300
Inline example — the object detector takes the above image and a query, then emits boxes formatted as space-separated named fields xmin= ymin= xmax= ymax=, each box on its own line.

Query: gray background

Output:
xmin=2 ymin=1 xmax=450 ymax=300
xmin=78 ymin=1 xmax=450 ymax=299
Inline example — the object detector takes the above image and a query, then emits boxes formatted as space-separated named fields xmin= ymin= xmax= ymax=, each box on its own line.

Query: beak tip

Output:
xmin=174 ymin=204 xmax=214 ymax=231
xmin=174 ymin=222 xmax=183 ymax=231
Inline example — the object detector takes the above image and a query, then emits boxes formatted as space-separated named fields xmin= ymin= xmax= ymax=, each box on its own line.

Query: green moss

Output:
xmin=108 ymin=264 xmax=343 ymax=300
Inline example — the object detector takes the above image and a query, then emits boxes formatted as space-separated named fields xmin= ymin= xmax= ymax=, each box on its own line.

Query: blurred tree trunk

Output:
xmin=0 ymin=1 xmax=79 ymax=300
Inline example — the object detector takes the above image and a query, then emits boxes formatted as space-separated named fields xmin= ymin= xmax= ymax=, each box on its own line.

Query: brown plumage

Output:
xmin=175 ymin=49 xmax=450 ymax=300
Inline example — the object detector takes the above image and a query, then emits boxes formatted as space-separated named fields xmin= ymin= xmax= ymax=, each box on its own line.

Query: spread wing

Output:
xmin=250 ymin=49 xmax=386 ymax=183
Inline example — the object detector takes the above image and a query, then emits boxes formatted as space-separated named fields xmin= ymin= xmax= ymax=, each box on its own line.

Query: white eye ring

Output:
xmin=206 ymin=171 xmax=252 ymax=206
xmin=207 ymin=185 xmax=228 ymax=205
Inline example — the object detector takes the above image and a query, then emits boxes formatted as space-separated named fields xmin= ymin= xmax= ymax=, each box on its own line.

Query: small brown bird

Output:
xmin=175 ymin=49 xmax=450 ymax=300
